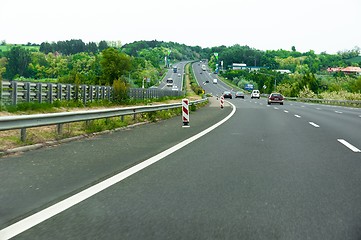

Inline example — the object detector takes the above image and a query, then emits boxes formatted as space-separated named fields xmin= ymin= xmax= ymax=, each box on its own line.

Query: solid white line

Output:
xmin=294 ymin=114 xmax=301 ymax=118
xmin=337 ymin=139 xmax=361 ymax=152
xmin=309 ymin=122 xmax=320 ymax=128
xmin=0 ymin=102 xmax=237 ymax=239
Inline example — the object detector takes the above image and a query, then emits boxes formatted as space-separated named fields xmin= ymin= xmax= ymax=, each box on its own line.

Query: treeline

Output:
xmin=0 ymin=39 xmax=360 ymax=99
xmin=39 ymin=39 xmax=111 ymax=55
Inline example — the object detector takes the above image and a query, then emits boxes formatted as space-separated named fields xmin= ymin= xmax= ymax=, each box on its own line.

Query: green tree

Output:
xmin=100 ymin=48 xmax=131 ymax=85
xmin=4 ymin=46 xmax=32 ymax=79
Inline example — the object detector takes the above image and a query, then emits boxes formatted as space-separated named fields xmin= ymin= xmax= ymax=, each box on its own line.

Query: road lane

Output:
xmin=11 ymin=98 xmax=361 ymax=239
xmin=0 ymin=98 xmax=232 ymax=231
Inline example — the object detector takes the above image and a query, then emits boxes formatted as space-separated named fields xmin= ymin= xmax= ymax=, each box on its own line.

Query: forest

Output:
xmin=0 ymin=39 xmax=360 ymax=100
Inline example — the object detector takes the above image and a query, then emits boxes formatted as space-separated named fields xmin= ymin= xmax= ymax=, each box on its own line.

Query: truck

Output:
xmin=201 ymin=64 xmax=206 ymax=71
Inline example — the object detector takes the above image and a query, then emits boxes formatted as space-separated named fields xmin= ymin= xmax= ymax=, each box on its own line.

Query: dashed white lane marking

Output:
xmin=337 ymin=139 xmax=361 ymax=153
xmin=0 ymin=103 xmax=237 ymax=239
xmin=335 ymin=111 xmax=343 ymax=114
xmin=274 ymin=107 xmax=279 ymax=110
xmin=284 ymin=110 xmax=289 ymax=113
xmin=294 ymin=115 xmax=301 ymax=118
xmin=309 ymin=122 xmax=320 ymax=128
xmin=316 ymin=108 xmax=321 ymax=110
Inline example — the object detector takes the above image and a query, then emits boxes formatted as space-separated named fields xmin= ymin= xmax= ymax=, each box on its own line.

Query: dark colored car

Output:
xmin=235 ymin=91 xmax=245 ymax=98
xmin=223 ymin=91 xmax=232 ymax=99
xmin=268 ymin=93 xmax=284 ymax=105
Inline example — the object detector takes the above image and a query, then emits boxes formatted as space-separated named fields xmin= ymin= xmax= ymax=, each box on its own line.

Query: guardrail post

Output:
xmin=57 ymin=83 xmax=62 ymax=101
xmin=95 ymin=86 xmax=99 ymax=100
xmin=89 ymin=85 xmax=94 ymax=102
xmin=57 ymin=123 xmax=63 ymax=135
xmin=11 ymin=81 xmax=18 ymax=105
xmin=36 ymin=83 xmax=42 ymax=103
xmin=20 ymin=128 xmax=26 ymax=142
xmin=81 ymin=85 xmax=87 ymax=105
xmin=47 ymin=83 xmax=53 ymax=103
xmin=101 ymin=86 xmax=105 ymax=100
xmin=107 ymin=86 xmax=111 ymax=101
xmin=66 ymin=84 xmax=71 ymax=101
xmin=24 ymin=82 xmax=31 ymax=103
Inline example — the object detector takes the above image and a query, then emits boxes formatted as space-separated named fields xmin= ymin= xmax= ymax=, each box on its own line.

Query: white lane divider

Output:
xmin=335 ymin=111 xmax=343 ymax=114
xmin=294 ymin=115 xmax=301 ymax=118
xmin=274 ymin=107 xmax=279 ymax=110
xmin=309 ymin=122 xmax=320 ymax=128
xmin=0 ymin=104 xmax=238 ymax=239
xmin=316 ymin=108 xmax=321 ymax=110
xmin=284 ymin=110 xmax=289 ymax=113
xmin=337 ymin=139 xmax=361 ymax=153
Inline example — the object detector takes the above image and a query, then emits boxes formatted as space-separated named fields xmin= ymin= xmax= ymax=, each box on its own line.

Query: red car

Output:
xmin=268 ymin=93 xmax=284 ymax=105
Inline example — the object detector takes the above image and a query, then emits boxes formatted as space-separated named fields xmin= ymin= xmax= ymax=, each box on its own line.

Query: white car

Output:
xmin=251 ymin=90 xmax=260 ymax=99
xmin=213 ymin=79 xmax=218 ymax=84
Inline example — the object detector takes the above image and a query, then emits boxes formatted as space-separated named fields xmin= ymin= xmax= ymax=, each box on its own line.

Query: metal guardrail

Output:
xmin=0 ymin=99 xmax=207 ymax=142
xmin=0 ymin=80 xmax=184 ymax=106
xmin=284 ymin=97 xmax=361 ymax=107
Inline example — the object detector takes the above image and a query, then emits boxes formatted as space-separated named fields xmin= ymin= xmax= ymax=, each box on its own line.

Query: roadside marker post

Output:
xmin=182 ymin=98 xmax=190 ymax=127
xmin=220 ymin=96 xmax=224 ymax=109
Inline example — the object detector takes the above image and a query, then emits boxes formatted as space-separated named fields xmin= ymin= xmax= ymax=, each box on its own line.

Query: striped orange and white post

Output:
xmin=182 ymin=98 xmax=190 ymax=127
xmin=220 ymin=96 xmax=224 ymax=109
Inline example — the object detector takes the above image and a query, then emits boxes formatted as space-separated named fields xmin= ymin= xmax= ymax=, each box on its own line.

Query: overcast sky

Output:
xmin=1 ymin=0 xmax=360 ymax=54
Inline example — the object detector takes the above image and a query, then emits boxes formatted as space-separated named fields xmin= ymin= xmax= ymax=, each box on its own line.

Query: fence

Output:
xmin=0 ymin=80 xmax=184 ymax=106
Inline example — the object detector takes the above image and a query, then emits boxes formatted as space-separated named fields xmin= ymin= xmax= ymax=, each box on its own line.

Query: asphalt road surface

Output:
xmin=1 ymin=67 xmax=361 ymax=239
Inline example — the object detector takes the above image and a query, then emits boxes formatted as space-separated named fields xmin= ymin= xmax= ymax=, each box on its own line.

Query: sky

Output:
xmin=1 ymin=0 xmax=360 ymax=54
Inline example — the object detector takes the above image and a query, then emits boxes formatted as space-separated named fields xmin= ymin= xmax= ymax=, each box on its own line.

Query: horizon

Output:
xmin=1 ymin=0 xmax=360 ymax=55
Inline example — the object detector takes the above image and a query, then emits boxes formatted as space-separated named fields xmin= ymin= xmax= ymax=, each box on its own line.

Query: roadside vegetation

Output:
xmin=0 ymin=61 xmax=205 ymax=152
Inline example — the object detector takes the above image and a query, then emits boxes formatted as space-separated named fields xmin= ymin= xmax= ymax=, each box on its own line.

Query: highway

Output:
xmin=0 ymin=62 xmax=361 ymax=239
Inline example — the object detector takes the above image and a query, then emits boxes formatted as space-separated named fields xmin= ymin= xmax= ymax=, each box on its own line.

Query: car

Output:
xmin=223 ymin=91 xmax=232 ymax=99
xmin=213 ymin=79 xmax=218 ymax=84
xmin=205 ymin=79 xmax=209 ymax=83
xmin=235 ymin=91 xmax=245 ymax=98
xmin=268 ymin=93 xmax=284 ymax=105
xmin=177 ymin=73 xmax=181 ymax=77
xmin=251 ymin=90 xmax=260 ymax=99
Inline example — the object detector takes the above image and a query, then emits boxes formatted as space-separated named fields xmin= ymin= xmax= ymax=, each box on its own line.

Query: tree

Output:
xmin=100 ymin=48 xmax=131 ymax=85
xmin=98 ymin=41 xmax=109 ymax=52
xmin=4 ymin=46 xmax=32 ymax=79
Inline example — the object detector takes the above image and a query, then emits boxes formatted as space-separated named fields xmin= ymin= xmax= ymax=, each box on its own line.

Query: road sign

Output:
xmin=244 ymin=84 xmax=254 ymax=90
